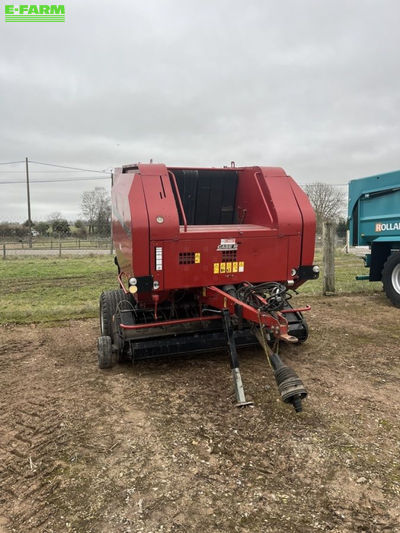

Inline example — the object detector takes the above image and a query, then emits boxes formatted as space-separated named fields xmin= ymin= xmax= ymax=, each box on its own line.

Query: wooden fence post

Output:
xmin=2 ymin=244 xmax=5 ymax=260
xmin=59 ymin=240 xmax=62 ymax=257
xmin=323 ymin=221 xmax=336 ymax=295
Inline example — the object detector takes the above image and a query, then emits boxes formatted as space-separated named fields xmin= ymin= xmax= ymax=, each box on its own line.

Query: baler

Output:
xmin=98 ymin=163 xmax=319 ymax=412
xmin=349 ymin=170 xmax=400 ymax=307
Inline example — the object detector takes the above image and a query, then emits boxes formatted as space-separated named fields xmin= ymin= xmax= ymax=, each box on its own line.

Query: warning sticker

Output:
xmin=195 ymin=252 xmax=201 ymax=263
xmin=214 ymin=261 xmax=242 ymax=274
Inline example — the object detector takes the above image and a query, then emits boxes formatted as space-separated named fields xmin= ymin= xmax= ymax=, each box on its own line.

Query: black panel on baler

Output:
xmin=175 ymin=169 xmax=198 ymax=224
xmin=171 ymin=169 xmax=238 ymax=225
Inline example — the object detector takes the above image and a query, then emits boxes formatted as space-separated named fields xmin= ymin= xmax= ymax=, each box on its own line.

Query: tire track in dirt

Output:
xmin=0 ymin=328 xmax=70 ymax=532
xmin=0 ymin=399 xmax=66 ymax=530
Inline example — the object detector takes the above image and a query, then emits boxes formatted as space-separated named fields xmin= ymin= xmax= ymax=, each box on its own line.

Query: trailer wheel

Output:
xmin=99 ymin=289 xmax=128 ymax=338
xmin=292 ymin=317 xmax=309 ymax=344
xmin=97 ymin=336 xmax=113 ymax=369
xmin=382 ymin=252 xmax=400 ymax=308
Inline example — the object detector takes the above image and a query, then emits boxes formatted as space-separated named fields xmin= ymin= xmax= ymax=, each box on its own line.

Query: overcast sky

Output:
xmin=1 ymin=0 xmax=400 ymax=222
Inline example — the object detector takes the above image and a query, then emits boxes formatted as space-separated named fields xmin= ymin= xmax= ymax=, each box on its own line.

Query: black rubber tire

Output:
xmin=97 ymin=336 xmax=113 ymax=369
xmin=293 ymin=316 xmax=309 ymax=344
xmin=99 ymin=289 xmax=128 ymax=338
xmin=382 ymin=252 xmax=400 ymax=308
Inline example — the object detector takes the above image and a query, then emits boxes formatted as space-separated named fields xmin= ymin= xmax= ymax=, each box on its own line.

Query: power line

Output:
xmin=0 ymin=176 xmax=110 ymax=185
xmin=0 ymin=160 xmax=25 ymax=165
xmin=29 ymin=160 xmax=110 ymax=174
xmin=0 ymin=170 xmax=109 ymax=173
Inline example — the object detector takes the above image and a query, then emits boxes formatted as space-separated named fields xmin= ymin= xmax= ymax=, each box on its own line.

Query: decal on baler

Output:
xmin=155 ymin=247 xmax=163 ymax=270
xmin=217 ymin=238 xmax=238 ymax=251
xmin=213 ymin=261 xmax=245 ymax=274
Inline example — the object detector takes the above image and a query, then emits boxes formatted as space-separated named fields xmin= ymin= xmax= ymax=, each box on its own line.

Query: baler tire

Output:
xmin=294 ymin=317 xmax=309 ymax=344
xmin=97 ymin=336 xmax=113 ymax=369
xmin=99 ymin=289 xmax=128 ymax=338
xmin=382 ymin=252 xmax=400 ymax=308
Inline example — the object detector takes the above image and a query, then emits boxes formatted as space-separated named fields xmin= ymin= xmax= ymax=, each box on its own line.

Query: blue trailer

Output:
xmin=348 ymin=170 xmax=400 ymax=307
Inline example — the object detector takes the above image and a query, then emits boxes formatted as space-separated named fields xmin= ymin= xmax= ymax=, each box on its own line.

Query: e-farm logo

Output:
xmin=5 ymin=4 xmax=65 ymax=22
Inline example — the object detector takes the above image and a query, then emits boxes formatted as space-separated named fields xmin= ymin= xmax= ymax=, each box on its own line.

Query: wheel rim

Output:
xmin=391 ymin=264 xmax=400 ymax=294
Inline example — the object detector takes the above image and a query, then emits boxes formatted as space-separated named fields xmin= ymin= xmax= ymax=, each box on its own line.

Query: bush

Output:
xmin=0 ymin=222 xmax=29 ymax=239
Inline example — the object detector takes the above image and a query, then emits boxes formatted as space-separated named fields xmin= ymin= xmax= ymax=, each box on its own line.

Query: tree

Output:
xmin=35 ymin=221 xmax=50 ymax=237
xmin=96 ymin=202 xmax=111 ymax=237
xmin=304 ymin=182 xmax=345 ymax=234
xmin=81 ymin=188 xmax=111 ymax=236
xmin=336 ymin=218 xmax=347 ymax=239
xmin=47 ymin=212 xmax=63 ymax=226
xmin=47 ymin=212 xmax=69 ymax=237
xmin=73 ymin=219 xmax=87 ymax=238
xmin=74 ymin=219 xmax=86 ymax=229
xmin=52 ymin=218 xmax=71 ymax=237
xmin=0 ymin=222 xmax=29 ymax=239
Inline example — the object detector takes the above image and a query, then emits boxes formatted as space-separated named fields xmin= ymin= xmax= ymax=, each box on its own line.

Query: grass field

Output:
xmin=0 ymin=250 xmax=381 ymax=324
xmin=0 ymin=255 xmax=115 ymax=324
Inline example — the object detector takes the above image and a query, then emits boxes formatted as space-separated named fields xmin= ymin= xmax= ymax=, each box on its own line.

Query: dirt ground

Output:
xmin=0 ymin=293 xmax=399 ymax=533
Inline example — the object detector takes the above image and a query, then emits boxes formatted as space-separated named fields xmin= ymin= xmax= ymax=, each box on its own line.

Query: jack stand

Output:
xmin=222 ymin=309 xmax=253 ymax=408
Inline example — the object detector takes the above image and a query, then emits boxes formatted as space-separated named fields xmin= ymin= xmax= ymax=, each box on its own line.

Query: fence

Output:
xmin=2 ymin=239 xmax=113 ymax=258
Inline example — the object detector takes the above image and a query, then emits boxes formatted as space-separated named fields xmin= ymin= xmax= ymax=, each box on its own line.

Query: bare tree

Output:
xmin=81 ymin=187 xmax=111 ymax=236
xmin=304 ymin=182 xmax=345 ymax=234
xmin=47 ymin=212 xmax=63 ymax=226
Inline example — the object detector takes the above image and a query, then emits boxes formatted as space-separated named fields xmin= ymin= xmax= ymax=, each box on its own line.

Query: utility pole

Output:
xmin=110 ymin=172 xmax=114 ymax=255
xmin=25 ymin=157 xmax=32 ymax=249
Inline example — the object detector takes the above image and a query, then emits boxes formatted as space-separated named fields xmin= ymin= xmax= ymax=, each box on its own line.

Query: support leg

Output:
xmin=222 ymin=309 xmax=253 ymax=407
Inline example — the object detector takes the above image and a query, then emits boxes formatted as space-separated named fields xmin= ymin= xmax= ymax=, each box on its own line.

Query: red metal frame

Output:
xmin=117 ymin=272 xmax=129 ymax=294
xmin=118 ymin=283 xmax=310 ymax=342
xmin=253 ymin=171 xmax=274 ymax=222
xmin=280 ymin=306 xmax=311 ymax=314
xmin=201 ymin=285 xmax=292 ymax=339
xmin=120 ymin=314 xmax=221 ymax=330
